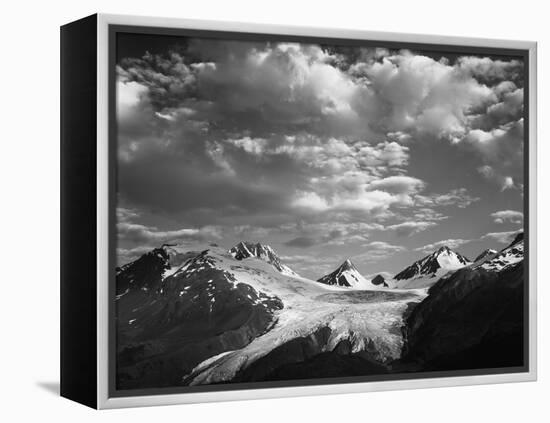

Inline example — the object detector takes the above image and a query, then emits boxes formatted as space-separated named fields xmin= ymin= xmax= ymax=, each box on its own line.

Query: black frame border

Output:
xmin=60 ymin=14 xmax=98 ymax=409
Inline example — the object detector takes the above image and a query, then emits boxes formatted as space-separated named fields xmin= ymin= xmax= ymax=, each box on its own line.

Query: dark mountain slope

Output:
xmin=399 ymin=239 xmax=524 ymax=371
xmin=371 ymin=274 xmax=388 ymax=287
xmin=116 ymin=248 xmax=283 ymax=389
xmin=392 ymin=246 xmax=471 ymax=289
xmin=234 ymin=328 xmax=388 ymax=382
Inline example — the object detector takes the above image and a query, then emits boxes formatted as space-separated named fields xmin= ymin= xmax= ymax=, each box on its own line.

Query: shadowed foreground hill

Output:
xmin=399 ymin=235 xmax=524 ymax=371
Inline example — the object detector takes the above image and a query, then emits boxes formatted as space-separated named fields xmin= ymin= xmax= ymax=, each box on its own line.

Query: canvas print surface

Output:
xmin=114 ymin=31 xmax=526 ymax=391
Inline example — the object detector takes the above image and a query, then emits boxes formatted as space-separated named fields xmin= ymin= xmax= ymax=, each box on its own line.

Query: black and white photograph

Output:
xmin=113 ymin=31 xmax=527 ymax=391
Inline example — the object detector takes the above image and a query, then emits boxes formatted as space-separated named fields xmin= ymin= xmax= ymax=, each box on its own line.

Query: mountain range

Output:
xmin=115 ymin=233 xmax=525 ymax=388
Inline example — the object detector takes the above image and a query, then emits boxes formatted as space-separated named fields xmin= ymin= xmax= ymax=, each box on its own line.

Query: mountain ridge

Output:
xmin=391 ymin=245 xmax=471 ymax=289
xmin=400 ymin=233 xmax=525 ymax=370
xmin=229 ymin=241 xmax=299 ymax=277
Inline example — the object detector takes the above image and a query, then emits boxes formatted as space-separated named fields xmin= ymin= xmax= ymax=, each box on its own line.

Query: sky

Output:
xmin=115 ymin=32 xmax=525 ymax=280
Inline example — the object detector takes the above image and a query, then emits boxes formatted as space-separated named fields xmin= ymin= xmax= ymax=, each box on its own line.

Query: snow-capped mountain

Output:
xmin=115 ymin=244 xmax=198 ymax=295
xmin=229 ymin=241 xmax=299 ymax=277
xmin=317 ymin=259 xmax=381 ymax=289
xmin=401 ymin=233 xmax=524 ymax=369
xmin=116 ymin=244 xmax=424 ymax=388
xmin=476 ymin=232 xmax=523 ymax=272
xmin=473 ymin=248 xmax=498 ymax=264
xmin=115 ymin=232 xmax=525 ymax=387
xmin=392 ymin=246 xmax=471 ymax=289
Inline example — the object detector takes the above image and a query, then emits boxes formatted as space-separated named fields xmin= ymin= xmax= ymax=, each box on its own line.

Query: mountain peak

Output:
xmin=478 ymin=234 xmax=524 ymax=272
xmin=317 ymin=259 xmax=379 ymax=289
xmin=230 ymin=241 xmax=276 ymax=260
xmin=229 ymin=241 xmax=298 ymax=277
xmin=474 ymin=248 xmax=498 ymax=263
xmin=510 ymin=232 xmax=524 ymax=246
xmin=341 ymin=259 xmax=356 ymax=270
xmin=393 ymin=244 xmax=471 ymax=288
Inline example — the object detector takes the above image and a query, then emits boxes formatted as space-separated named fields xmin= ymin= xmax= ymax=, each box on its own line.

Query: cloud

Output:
xmin=116 ymin=207 xmax=222 ymax=254
xmin=291 ymin=189 xmax=400 ymax=214
xmin=232 ymin=225 xmax=271 ymax=240
xmin=283 ymin=221 xmax=377 ymax=248
xmin=117 ymin=207 xmax=141 ymax=222
xmin=366 ymin=175 xmax=425 ymax=194
xmin=386 ymin=221 xmax=437 ymax=236
xmin=116 ymin=41 xmax=522 ymax=227
xmin=118 ymin=45 xmax=523 ymax=178
xmin=117 ymin=80 xmax=148 ymax=118
xmin=352 ymin=52 xmax=500 ymax=142
xmin=114 ymin=41 xmax=524 ymax=274
xmin=117 ymin=246 xmax=158 ymax=266
xmin=352 ymin=241 xmax=406 ymax=262
xmin=481 ymin=230 xmax=521 ymax=244
xmin=456 ymin=56 xmax=523 ymax=86
xmin=412 ymin=208 xmax=448 ymax=221
xmin=290 ymin=170 xmax=428 ymax=216
xmin=465 ymin=119 xmax=524 ymax=190
xmin=491 ymin=210 xmax=523 ymax=224
xmin=279 ymin=253 xmax=346 ymax=278
xmin=414 ymin=238 xmax=471 ymax=253
xmin=474 ymin=88 xmax=523 ymax=130
xmin=284 ymin=236 xmax=318 ymax=248
xmin=416 ymin=188 xmax=480 ymax=208
xmin=117 ymin=222 xmax=221 ymax=244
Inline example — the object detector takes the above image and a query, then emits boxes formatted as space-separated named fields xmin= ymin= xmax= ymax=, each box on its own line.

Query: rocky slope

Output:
xmin=229 ymin=241 xmax=298 ymax=276
xmin=371 ymin=274 xmax=388 ymax=287
xmin=317 ymin=259 xmax=381 ymax=289
xmin=116 ymin=242 xmax=426 ymax=388
xmin=399 ymin=234 xmax=525 ymax=371
xmin=473 ymin=248 xmax=498 ymax=264
xmin=116 ymin=246 xmax=284 ymax=389
xmin=392 ymin=246 xmax=471 ymax=289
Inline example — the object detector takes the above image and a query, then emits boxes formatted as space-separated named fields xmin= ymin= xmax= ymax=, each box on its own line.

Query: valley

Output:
xmin=115 ymin=234 xmax=525 ymax=389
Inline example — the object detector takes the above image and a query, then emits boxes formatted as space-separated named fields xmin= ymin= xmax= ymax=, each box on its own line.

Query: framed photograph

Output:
xmin=60 ymin=14 xmax=537 ymax=409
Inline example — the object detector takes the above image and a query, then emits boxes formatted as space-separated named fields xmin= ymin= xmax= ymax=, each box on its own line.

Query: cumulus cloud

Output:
xmin=117 ymin=41 xmax=520 ymax=225
xmin=466 ymin=119 xmax=524 ymax=190
xmin=114 ymin=37 xmax=524 ymax=272
xmin=351 ymin=52 xmax=501 ymax=142
xmin=456 ymin=56 xmax=523 ymax=86
xmin=491 ymin=210 xmax=523 ymax=224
